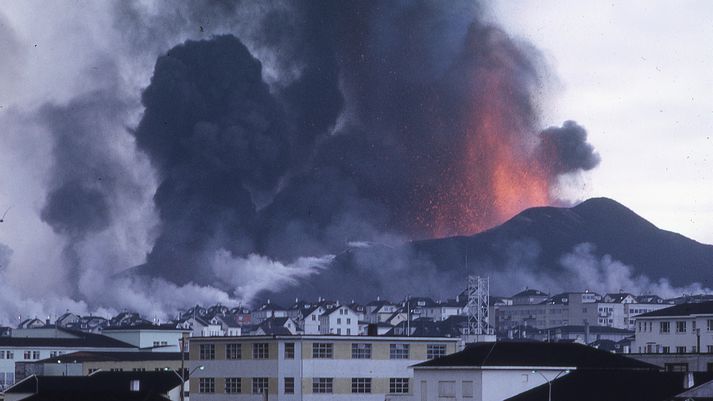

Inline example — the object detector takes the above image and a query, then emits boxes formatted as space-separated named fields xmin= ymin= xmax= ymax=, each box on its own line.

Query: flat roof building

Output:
xmin=188 ymin=335 xmax=459 ymax=401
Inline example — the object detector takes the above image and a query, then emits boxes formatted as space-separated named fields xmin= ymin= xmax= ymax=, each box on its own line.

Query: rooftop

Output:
xmin=636 ymin=301 xmax=713 ymax=318
xmin=505 ymin=370 xmax=713 ymax=401
xmin=413 ymin=341 xmax=657 ymax=370
xmin=38 ymin=351 xmax=186 ymax=364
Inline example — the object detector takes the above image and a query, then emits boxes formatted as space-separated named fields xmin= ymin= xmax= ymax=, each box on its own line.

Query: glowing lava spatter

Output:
xmin=426 ymin=53 xmax=552 ymax=238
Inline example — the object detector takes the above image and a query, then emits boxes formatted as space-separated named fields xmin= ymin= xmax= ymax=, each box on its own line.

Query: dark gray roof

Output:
xmin=513 ymin=289 xmax=548 ymax=298
xmin=636 ymin=301 xmax=713 ymax=318
xmin=505 ymin=370 xmax=713 ymax=401
xmin=6 ymin=371 xmax=181 ymax=401
xmin=38 ymin=351 xmax=185 ymax=363
xmin=0 ymin=332 xmax=135 ymax=348
xmin=414 ymin=341 xmax=657 ymax=370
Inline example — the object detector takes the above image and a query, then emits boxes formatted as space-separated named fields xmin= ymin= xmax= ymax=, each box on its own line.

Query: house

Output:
xmin=0 ymin=329 xmax=136 ymax=388
xmin=3 ymin=370 xmax=182 ymax=401
xmin=255 ymin=317 xmax=298 ymax=335
xmin=17 ymin=318 xmax=46 ymax=329
xmin=511 ymin=289 xmax=549 ymax=305
xmin=632 ymin=301 xmax=713 ymax=354
xmin=15 ymin=350 xmax=186 ymax=377
xmin=406 ymin=341 xmax=656 ymax=401
xmin=319 ymin=306 xmax=359 ymax=335
xmin=189 ymin=334 xmax=458 ymax=401
xmin=210 ymin=315 xmax=241 ymax=336
xmin=102 ymin=325 xmax=190 ymax=351
xmin=365 ymin=298 xmax=399 ymax=323
xmin=251 ymin=300 xmax=287 ymax=324
xmin=55 ymin=312 xmax=81 ymax=328
xmin=505 ymin=370 xmax=713 ymax=401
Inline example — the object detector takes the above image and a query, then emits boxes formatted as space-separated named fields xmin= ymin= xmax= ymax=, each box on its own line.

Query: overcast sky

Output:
xmin=493 ymin=1 xmax=713 ymax=243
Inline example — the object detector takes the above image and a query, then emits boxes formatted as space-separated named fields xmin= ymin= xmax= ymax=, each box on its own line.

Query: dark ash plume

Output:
xmin=538 ymin=120 xmax=601 ymax=174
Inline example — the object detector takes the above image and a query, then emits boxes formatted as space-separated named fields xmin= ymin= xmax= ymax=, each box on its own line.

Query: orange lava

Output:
xmin=426 ymin=66 xmax=552 ymax=237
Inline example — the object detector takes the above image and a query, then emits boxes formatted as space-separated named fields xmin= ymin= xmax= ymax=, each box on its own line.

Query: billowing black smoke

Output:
xmin=127 ymin=0 xmax=600 ymax=296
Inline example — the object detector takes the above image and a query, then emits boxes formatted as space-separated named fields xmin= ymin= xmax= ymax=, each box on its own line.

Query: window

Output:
xmin=199 ymin=344 xmax=215 ymax=360
xmin=676 ymin=321 xmax=687 ymax=333
xmin=708 ymin=345 xmax=713 ymax=353
xmin=438 ymin=381 xmax=456 ymax=397
xmin=199 ymin=378 xmax=215 ymax=393
xmin=253 ymin=343 xmax=269 ymax=359
xmin=313 ymin=343 xmax=333 ymax=358
xmin=660 ymin=321 xmax=670 ymax=333
xmin=662 ymin=346 xmax=670 ymax=353
xmin=153 ymin=341 xmax=160 ymax=347
xmin=0 ymin=351 xmax=4 ymax=359
xmin=427 ymin=344 xmax=447 ymax=359
xmin=390 ymin=378 xmax=409 ymax=394
xmin=337 ymin=318 xmax=341 ymax=324
xmin=463 ymin=380 xmax=474 ymax=398
xmin=50 ymin=351 xmax=58 ymax=358
xmin=252 ymin=377 xmax=268 ymax=394
xmin=130 ymin=380 xmax=140 ymax=392
xmin=676 ymin=346 xmax=687 ymax=353
xmin=390 ymin=343 xmax=409 ymax=359
xmin=284 ymin=377 xmax=295 ymax=394
xmin=352 ymin=378 xmax=372 ymax=393
xmin=708 ymin=319 xmax=713 ymax=331
xmin=23 ymin=351 xmax=30 ymax=360
xmin=225 ymin=377 xmax=241 ymax=393
xmin=226 ymin=343 xmax=241 ymax=359
xmin=347 ymin=318 xmax=351 ymax=324
xmin=665 ymin=363 xmax=688 ymax=372
xmin=352 ymin=343 xmax=372 ymax=359
xmin=312 ymin=378 xmax=333 ymax=393
xmin=284 ymin=342 xmax=295 ymax=359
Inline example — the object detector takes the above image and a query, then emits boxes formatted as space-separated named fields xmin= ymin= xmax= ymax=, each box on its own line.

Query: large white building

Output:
xmin=632 ymin=301 xmax=713 ymax=354
xmin=319 ymin=306 xmax=359 ymax=335
xmin=102 ymin=325 xmax=190 ymax=351
xmin=188 ymin=335 xmax=459 ymax=401
xmin=394 ymin=341 xmax=656 ymax=401
xmin=0 ymin=328 xmax=136 ymax=389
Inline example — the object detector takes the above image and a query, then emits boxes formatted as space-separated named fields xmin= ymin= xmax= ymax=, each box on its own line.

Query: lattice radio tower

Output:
xmin=466 ymin=275 xmax=491 ymax=336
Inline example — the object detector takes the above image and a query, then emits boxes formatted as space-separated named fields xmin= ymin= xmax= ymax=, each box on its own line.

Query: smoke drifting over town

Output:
xmin=7 ymin=0 xmax=699 ymax=323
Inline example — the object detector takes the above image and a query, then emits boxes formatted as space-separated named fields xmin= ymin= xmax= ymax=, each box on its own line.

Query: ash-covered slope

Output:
xmin=262 ymin=198 xmax=713 ymax=304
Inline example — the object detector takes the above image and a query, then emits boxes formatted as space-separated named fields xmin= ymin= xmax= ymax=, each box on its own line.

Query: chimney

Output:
xmin=584 ymin=320 xmax=590 ymax=344
xmin=684 ymin=372 xmax=695 ymax=389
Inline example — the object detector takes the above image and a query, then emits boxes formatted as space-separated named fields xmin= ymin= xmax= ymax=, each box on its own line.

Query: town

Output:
xmin=2 ymin=277 xmax=713 ymax=400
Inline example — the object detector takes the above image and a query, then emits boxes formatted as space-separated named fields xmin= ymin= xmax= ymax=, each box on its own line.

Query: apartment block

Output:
xmin=632 ymin=301 xmax=713 ymax=355
xmin=188 ymin=335 xmax=459 ymax=401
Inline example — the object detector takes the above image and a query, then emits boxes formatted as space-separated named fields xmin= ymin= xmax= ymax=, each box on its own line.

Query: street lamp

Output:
xmin=179 ymin=365 xmax=204 ymax=401
xmin=531 ymin=369 xmax=570 ymax=401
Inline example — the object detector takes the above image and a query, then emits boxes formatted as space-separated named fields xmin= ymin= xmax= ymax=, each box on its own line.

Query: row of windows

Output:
xmin=200 ymin=343 xmax=270 ymax=360
xmin=198 ymin=377 xmax=409 ymax=394
xmin=639 ymin=319 xmax=713 ymax=334
xmin=198 ymin=342 xmax=448 ymax=360
xmin=640 ymin=345 xmax=713 ymax=354
xmin=0 ymin=350 xmax=65 ymax=360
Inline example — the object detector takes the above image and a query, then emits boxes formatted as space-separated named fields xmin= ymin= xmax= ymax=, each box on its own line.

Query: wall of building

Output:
xmin=188 ymin=336 xmax=458 ymax=401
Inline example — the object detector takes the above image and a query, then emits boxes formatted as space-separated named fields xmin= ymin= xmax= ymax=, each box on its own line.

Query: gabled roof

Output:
xmin=256 ymin=302 xmax=286 ymax=312
xmin=604 ymin=293 xmax=636 ymax=303
xmin=413 ymin=341 xmax=657 ymax=370
xmin=505 ymin=370 xmax=713 ymax=401
xmin=636 ymin=301 xmax=713 ymax=318
xmin=324 ymin=306 xmax=356 ymax=317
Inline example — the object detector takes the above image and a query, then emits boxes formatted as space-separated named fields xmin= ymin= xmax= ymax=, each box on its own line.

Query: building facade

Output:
xmin=188 ymin=335 xmax=458 ymax=401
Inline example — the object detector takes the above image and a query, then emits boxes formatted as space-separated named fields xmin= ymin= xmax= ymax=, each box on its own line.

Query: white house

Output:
xmin=102 ymin=325 xmax=190 ymax=351
xmin=632 ymin=301 xmax=713 ymax=354
xmin=319 ymin=306 xmax=359 ymax=335
xmin=401 ymin=341 xmax=655 ymax=401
